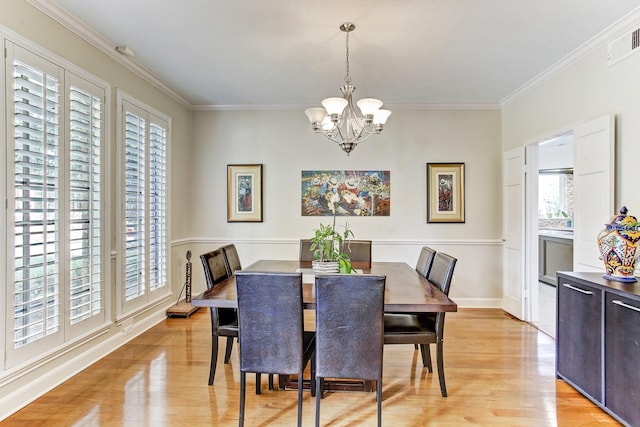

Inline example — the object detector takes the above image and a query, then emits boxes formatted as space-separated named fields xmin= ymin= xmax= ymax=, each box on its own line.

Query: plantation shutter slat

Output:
xmin=119 ymin=98 xmax=169 ymax=313
xmin=7 ymin=44 xmax=107 ymax=366
xmin=12 ymin=59 xmax=61 ymax=348
xmin=149 ymin=122 xmax=167 ymax=291
xmin=124 ymin=111 xmax=146 ymax=301
xmin=69 ymin=86 xmax=103 ymax=324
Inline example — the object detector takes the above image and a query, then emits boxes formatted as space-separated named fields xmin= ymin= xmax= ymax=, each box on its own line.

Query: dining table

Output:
xmin=191 ymin=259 xmax=457 ymax=392
xmin=191 ymin=259 xmax=458 ymax=313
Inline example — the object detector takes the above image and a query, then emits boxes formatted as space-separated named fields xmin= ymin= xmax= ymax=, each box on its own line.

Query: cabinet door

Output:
xmin=605 ymin=293 xmax=640 ymax=426
xmin=557 ymin=277 xmax=602 ymax=402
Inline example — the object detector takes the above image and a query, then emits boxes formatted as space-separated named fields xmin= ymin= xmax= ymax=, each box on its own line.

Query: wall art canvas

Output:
xmin=301 ymin=170 xmax=390 ymax=216
xmin=227 ymin=164 xmax=263 ymax=222
xmin=427 ymin=163 xmax=465 ymax=223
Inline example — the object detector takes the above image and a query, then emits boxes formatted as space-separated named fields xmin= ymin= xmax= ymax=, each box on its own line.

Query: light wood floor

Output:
xmin=2 ymin=309 xmax=617 ymax=426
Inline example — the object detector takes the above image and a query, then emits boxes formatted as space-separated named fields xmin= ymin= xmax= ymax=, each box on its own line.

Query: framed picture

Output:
xmin=427 ymin=163 xmax=465 ymax=223
xmin=301 ymin=170 xmax=391 ymax=216
xmin=227 ymin=164 xmax=263 ymax=222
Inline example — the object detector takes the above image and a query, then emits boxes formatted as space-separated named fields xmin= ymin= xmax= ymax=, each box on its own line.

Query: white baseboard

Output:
xmin=0 ymin=307 xmax=169 ymax=421
xmin=454 ymin=298 xmax=502 ymax=309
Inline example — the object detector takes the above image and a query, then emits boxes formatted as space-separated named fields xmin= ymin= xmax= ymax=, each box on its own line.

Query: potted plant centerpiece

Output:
xmin=309 ymin=205 xmax=354 ymax=274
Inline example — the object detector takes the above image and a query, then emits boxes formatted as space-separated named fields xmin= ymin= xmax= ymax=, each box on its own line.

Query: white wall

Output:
xmin=502 ymin=12 xmax=640 ymax=216
xmin=189 ymin=108 xmax=504 ymax=305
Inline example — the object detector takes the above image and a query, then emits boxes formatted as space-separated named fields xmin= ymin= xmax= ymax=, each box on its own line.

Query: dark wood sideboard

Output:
xmin=556 ymin=271 xmax=640 ymax=426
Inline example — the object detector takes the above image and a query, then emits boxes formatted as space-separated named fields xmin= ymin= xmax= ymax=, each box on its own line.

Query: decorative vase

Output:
xmin=597 ymin=206 xmax=640 ymax=282
xmin=312 ymin=260 xmax=340 ymax=273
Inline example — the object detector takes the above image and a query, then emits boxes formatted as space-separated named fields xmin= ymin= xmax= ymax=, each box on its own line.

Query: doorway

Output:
xmin=503 ymin=114 xmax=614 ymax=327
xmin=528 ymin=132 xmax=574 ymax=337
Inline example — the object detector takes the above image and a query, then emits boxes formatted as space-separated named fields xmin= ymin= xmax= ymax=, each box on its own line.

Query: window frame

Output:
xmin=3 ymin=37 xmax=111 ymax=369
xmin=115 ymin=90 xmax=171 ymax=319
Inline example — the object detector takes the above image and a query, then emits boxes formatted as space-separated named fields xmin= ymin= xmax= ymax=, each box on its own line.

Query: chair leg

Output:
xmin=256 ymin=373 xmax=261 ymax=394
xmin=420 ymin=343 xmax=433 ymax=372
xmin=377 ymin=379 xmax=382 ymax=427
xmin=436 ymin=340 xmax=447 ymax=397
xmin=239 ymin=372 xmax=246 ymax=427
xmin=208 ymin=335 xmax=219 ymax=385
xmin=224 ymin=336 xmax=234 ymax=363
xmin=268 ymin=374 xmax=274 ymax=390
xmin=315 ymin=377 xmax=322 ymax=427
xmin=310 ymin=357 xmax=316 ymax=398
xmin=297 ymin=373 xmax=303 ymax=427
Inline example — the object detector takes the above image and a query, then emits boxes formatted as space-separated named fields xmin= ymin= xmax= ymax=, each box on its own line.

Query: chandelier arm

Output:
xmin=319 ymin=124 xmax=376 ymax=146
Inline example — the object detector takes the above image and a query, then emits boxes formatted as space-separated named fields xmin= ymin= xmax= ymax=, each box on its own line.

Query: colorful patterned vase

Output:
xmin=597 ymin=206 xmax=640 ymax=282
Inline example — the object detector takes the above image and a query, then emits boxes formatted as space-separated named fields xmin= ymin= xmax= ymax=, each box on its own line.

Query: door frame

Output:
xmin=523 ymin=122 xmax=579 ymax=323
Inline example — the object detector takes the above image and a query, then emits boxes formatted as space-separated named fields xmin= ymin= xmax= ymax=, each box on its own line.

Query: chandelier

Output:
xmin=305 ymin=22 xmax=391 ymax=155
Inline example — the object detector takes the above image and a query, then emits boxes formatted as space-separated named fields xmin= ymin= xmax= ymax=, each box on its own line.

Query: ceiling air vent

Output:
xmin=607 ymin=27 xmax=640 ymax=66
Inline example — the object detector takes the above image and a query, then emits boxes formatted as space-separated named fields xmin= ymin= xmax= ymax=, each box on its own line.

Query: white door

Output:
xmin=573 ymin=114 xmax=615 ymax=271
xmin=503 ymin=146 xmax=526 ymax=319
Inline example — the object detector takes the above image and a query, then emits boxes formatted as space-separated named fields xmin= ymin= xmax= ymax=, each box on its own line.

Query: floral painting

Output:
xmin=301 ymin=170 xmax=391 ymax=216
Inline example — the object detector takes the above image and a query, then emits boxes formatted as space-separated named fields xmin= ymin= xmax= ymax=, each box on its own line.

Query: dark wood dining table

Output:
xmin=191 ymin=259 xmax=458 ymax=313
xmin=191 ymin=259 xmax=457 ymax=392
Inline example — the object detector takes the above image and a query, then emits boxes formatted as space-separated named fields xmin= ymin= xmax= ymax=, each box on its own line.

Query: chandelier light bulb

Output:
xmin=373 ymin=109 xmax=392 ymax=125
xmin=305 ymin=107 xmax=328 ymax=124
xmin=321 ymin=97 xmax=348 ymax=116
xmin=356 ymin=98 xmax=383 ymax=116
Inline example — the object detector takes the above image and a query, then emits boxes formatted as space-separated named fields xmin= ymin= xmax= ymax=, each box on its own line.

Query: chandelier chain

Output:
xmin=344 ymin=30 xmax=351 ymax=84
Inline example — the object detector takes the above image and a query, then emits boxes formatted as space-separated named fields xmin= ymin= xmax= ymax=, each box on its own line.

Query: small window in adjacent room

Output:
xmin=538 ymin=169 xmax=573 ymax=228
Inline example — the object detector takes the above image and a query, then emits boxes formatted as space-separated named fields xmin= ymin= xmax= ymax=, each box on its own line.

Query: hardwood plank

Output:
xmin=2 ymin=309 xmax=618 ymax=426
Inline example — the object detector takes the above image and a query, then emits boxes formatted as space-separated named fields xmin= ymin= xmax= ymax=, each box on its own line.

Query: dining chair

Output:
xmin=383 ymin=252 xmax=457 ymax=397
xmin=200 ymin=249 xmax=237 ymax=385
xmin=314 ymin=274 xmax=386 ymax=427
xmin=415 ymin=246 xmax=436 ymax=278
xmin=342 ymin=239 xmax=372 ymax=266
xmin=221 ymin=243 xmax=242 ymax=275
xmin=299 ymin=239 xmax=314 ymax=261
xmin=236 ymin=271 xmax=316 ymax=427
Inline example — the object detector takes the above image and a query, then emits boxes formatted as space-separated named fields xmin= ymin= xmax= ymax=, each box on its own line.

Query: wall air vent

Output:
xmin=607 ymin=27 xmax=640 ymax=66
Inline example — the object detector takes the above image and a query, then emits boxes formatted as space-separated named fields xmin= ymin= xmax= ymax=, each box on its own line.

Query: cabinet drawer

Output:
xmin=605 ymin=292 xmax=640 ymax=426
xmin=556 ymin=277 xmax=603 ymax=402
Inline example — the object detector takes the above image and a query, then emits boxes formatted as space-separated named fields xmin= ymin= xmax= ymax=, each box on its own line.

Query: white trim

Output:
xmin=4 ymin=38 xmax=112 ymax=367
xmin=192 ymin=103 xmax=501 ymax=111
xmin=0 ymin=33 xmax=8 ymax=383
xmin=0 ymin=325 xmax=110 ymax=387
xmin=0 ymin=305 xmax=170 ymax=422
xmin=453 ymin=298 xmax=502 ymax=309
xmin=115 ymin=90 xmax=172 ymax=318
xmin=25 ymin=0 xmax=191 ymax=108
xmin=177 ymin=237 xmax=503 ymax=246
xmin=0 ymin=24 xmax=109 ymax=93
xmin=502 ymin=7 xmax=640 ymax=106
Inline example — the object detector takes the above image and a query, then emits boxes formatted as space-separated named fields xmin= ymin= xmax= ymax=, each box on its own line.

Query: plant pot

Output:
xmin=597 ymin=206 xmax=640 ymax=282
xmin=312 ymin=260 xmax=340 ymax=273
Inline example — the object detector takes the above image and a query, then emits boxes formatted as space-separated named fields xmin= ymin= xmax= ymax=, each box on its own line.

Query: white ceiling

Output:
xmin=35 ymin=0 xmax=640 ymax=108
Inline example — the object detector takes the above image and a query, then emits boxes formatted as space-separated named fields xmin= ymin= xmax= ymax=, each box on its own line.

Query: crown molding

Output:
xmin=501 ymin=6 xmax=640 ymax=106
xmin=26 ymin=0 xmax=192 ymax=108
xmin=191 ymin=102 xmax=501 ymax=111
